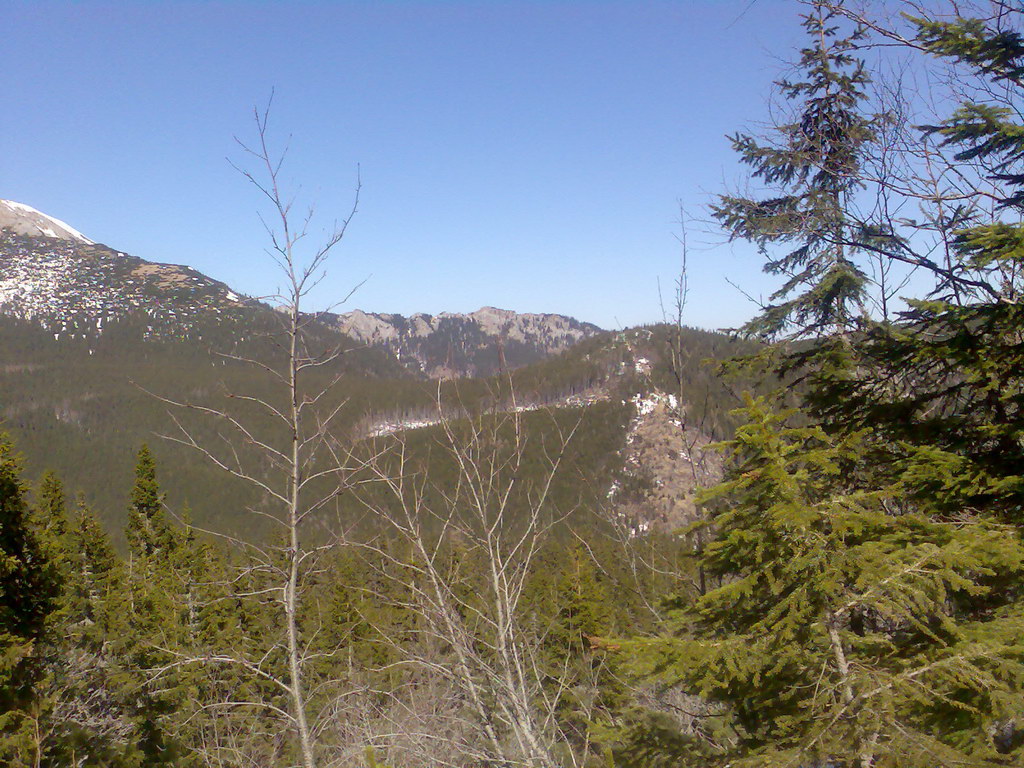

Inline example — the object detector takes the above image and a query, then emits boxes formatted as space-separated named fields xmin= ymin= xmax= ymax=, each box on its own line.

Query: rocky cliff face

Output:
xmin=333 ymin=307 xmax=602 ymax=378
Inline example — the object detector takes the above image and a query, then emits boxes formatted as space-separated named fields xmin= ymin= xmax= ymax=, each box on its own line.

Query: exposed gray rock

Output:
xmin=0 ymin=199 xmax=94 ymax=243
xmin=333 ymin=306 xmax=602 ymax=379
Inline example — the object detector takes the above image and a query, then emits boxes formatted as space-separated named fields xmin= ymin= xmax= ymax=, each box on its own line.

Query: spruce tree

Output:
xmin=125 ymin=444 xmax=175 ymax=560
xmin=37 ymin=497 xmax=137 ymax=768
xmin=619 ymin=399 xmax=1024 ymax=766
xmin=552 ymin=543 xmax=611 ymax=655
xmin=70 ymin=495 xmax=120 ymax=619
xmin=712 ymin=1 xmax=878 ymax=339
xmin=799 ymin=5 xmax=1024 ymax=526
xmin=0 ymin=435 xmax=59 ymax=766
xmin=619 ymin=0 xmax=1024 ymax=714
xmin=548 ymin=543 xmax=620 ymax=755
xmin=120 ymin=446 xmax=191 ymax=766
xmin=32 ymin=472 xmax=69 ymax=562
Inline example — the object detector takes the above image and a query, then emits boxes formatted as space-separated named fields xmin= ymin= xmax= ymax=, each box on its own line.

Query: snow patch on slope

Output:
xmin=0 ymin=199 xmax=94 ymax=244
xmin=0 ymin=231 xmax=248 ymax=339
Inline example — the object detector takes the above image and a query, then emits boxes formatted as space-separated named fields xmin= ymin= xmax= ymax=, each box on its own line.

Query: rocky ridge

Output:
xmin=335 ymin=307 xmax=602 ymax=378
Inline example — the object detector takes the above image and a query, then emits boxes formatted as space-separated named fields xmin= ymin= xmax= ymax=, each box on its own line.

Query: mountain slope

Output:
xmin=0 ymin=209 xmax=253 ymax=340
xmin=0 ymin=199 xmax=94 ymax=242
xmin=1 ymin=200 xmax=601 ymax=375
xmin=0 ymin=199 xmax=418 ymax=374
xmin=0 ymin=199 xmax=414 ymax=540
xmin=0 ymin=199 xmax=759 ymax=544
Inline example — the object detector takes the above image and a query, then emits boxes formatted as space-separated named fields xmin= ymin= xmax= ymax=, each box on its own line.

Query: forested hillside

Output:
xmin=0 ymin=199 xmax=760 ymax=542
xmin=0 ymin=305 xmax=757 ymax=542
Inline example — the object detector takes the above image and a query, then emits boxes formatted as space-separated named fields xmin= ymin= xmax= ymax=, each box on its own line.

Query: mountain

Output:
xmin=0 ymin=199 xmax=414 ymax=539
xmin=0 ymin=200 xmax=599 ymax=376
xmin=0 ymin=199 xmax=256 ymax=341
xmin=333 ymin=306 xmax=602 ymax=378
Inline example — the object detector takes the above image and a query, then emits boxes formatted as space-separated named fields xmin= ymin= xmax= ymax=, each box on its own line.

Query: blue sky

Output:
xmin=5 ymin=1 xmax=807 ymax=330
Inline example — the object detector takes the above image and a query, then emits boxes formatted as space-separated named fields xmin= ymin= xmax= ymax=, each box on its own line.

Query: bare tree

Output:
xmin=354 ymin=395 xmax=586 ymax=768
xmin=658 ymin=206 xmax=718 ymax=595
xmin=148 ymin=99 xmax=361 ymax=768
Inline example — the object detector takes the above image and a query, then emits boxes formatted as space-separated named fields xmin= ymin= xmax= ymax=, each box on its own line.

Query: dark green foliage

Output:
xmin=0 ymin=436 xmax=58 ymax=766
xmin=915 ymin=14 xmax=1024 ymax=90
xmin=550 ymin=544 xmax=611 ymax=655
xmin=620 ymin=399 xmax=1024 ymax=766
xmin=33 ymin=472 xmax=69 ymax=548
xmin=0 ymin=439 xmax=56 ymax=648
xmin=0 ymin=303 xmax=410 ymax=545
xmin=0 ymin=412 xmax=689 ymax=766
xmin=712 ymin=4 xmax=879 ymax=339
xmin=791 ymin=5 xmax=1024 ymax=527
xmin=126 ymin=445 xmax=175 ymax=559
xmin=38 ymin=497 xmax=136 ymax=767
xmin=795 ymin=302 xmax=1024 ymax=524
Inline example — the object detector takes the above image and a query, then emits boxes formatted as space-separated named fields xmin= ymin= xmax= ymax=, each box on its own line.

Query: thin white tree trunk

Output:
xmin=286 ymin=285 xmax=316 ymax=768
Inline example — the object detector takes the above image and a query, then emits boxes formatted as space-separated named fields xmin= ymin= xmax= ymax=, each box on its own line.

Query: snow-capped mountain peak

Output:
xmin=0 ymin=200 xmax=254 ymax=341
xmin=0 ymin=199 xmax=94 ymax=244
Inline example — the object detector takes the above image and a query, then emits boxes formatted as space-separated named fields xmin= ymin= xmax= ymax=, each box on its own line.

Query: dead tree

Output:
xmin=149 ymin=100 xmax=361 ymax=768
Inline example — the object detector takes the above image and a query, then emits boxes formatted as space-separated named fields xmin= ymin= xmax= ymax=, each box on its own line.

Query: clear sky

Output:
xmin=5 ymin=0 xmax=808 ymax=330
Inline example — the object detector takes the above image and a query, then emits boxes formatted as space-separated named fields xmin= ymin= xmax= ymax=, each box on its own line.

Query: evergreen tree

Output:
xmin=798 ymin=5 xmax=1024 ymax=527
xmin=712 ymin=1 xmax=879 ymax=339
xmin=120 ymin=446 xmax=192 ymax=766
xmin=0 ymin=435 xmax=59 ymax=766
xmin=547 ymin=543 xmax=621 ymax=757
xmin=643 ymin=10 xmax=1024 ymax=764
xmin=125 ymin=444 xmax=175 ymax=560
xmin=551 ymin=543 xmax=611 ymax=655
xmin=36 ymin=497 xmax=137 ymax=768
xmin=32 ymin=471 xmax=70 ymax=562
xmin=619 ymin=399 xmax=1024 ymax=766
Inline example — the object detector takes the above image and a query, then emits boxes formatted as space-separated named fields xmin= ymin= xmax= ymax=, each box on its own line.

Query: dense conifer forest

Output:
xmin=4 ymin=1 xmax=1024 ymax=766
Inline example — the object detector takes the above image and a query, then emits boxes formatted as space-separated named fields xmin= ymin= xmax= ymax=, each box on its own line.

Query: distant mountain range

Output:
xmin=332 ymin=307 xmax=602 ymax=378
xmin=0 ymin=199 xmax=600 ymax=377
